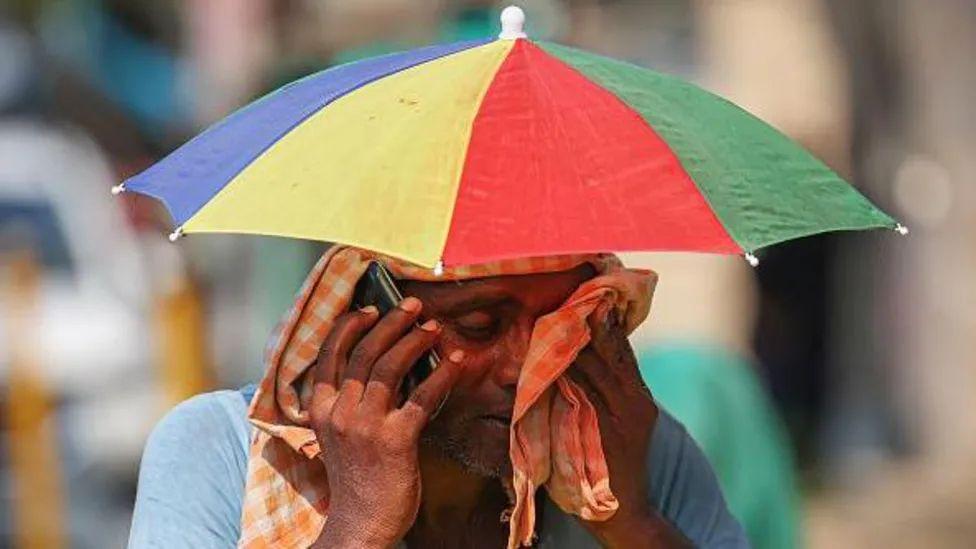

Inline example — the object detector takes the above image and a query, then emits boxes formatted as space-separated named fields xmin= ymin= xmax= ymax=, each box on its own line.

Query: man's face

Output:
xmin=401 ymin=264 xmax=594 ymax=478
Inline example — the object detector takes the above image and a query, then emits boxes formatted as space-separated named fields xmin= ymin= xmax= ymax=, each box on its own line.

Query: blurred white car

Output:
xmin=0 ymin=119 xmax=165 ymax=545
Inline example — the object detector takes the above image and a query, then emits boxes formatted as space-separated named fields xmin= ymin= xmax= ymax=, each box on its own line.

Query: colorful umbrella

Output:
xmin=115 ymin=6 xmax=902 ymax=270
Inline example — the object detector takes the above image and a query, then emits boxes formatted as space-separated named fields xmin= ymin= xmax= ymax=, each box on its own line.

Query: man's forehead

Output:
xmin=401 ymin=265 xmax=594 ymax=308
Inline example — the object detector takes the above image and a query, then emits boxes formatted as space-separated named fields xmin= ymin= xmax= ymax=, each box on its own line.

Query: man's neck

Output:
xmin=406 ymin=444 xmax=509 ymax=547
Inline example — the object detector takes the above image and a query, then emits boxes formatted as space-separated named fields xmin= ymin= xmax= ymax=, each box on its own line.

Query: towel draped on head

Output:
xmin=239 ymin=246 xmax=656 ymax=548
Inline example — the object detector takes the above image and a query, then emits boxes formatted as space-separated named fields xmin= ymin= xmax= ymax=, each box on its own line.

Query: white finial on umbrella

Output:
xmin=168 ymin=226 xmax=184 ymax=242
xmin=498 ymin=6 xmax=527 ymax=39
xmin=110 ymin=183 xmax=126 ymax=195
xmin=895 ymin=223 xmax=909 ymax=236
xmin=744 ymin=252 xmax=760 ymax=267
xmin=433 ymin=260 xmax=445 ymax=277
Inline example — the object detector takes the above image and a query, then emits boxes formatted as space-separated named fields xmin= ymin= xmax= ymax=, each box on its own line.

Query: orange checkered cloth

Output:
xmin=239 ymin=247 xmax=655 ymax=548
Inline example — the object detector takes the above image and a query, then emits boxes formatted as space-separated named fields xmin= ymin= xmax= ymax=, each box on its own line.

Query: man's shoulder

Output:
xmin=129 ymin=387 xmax=255 ymax=548
xmin=147 ymin=387 xmax=254 ymax=455
xmin=137 ymin=387 xmax=254 ymax=490
xmin=648 ymin=409 xmax=750 ymax=547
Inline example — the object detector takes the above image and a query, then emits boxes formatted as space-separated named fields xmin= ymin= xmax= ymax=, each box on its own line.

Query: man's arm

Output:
xmin=567 ymin=305 xmax=748 ymax=548
xmin=582 ymin=504 xmax=693 ymax=549
xmin=308 ymin=300 xmax=464 ymax=548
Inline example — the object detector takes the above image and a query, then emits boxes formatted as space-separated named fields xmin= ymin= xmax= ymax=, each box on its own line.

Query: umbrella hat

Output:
xmin=116 ymin=6 xmax=903 ymax=269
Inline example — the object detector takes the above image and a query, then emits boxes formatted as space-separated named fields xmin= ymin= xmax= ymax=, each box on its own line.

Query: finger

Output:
xmin=314 ymin=307 xmax=378 ymax=386
xmin=311 ymin=307 xmax=379 ymax=420
xmin=399 ymin=349 xmax=465 ymax=427
xmin=361 ymin=319 xmax=441 ymax=411
xmin=341 ymin=296 xmax=423 ymax=389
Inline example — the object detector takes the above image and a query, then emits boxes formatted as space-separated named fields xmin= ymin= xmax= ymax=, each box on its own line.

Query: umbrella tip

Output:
xmin=433 ymin=260 xmax=445 ymax=277
xmin=744 ymin=252 xmax=760 ymax=267
xmin=499 ymin=6 xmax=527 ymax=39
xmin=168 ymin=226 xmax=184 ymax=243
xmin=895 ymin=223 xmax=909 ymax=236
xmin=110 ymin=183 xmax=126 ymax=195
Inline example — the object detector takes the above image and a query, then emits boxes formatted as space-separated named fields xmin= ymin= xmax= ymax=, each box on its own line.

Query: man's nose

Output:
xmin=493 ymin=319 xmax=533 ymax=388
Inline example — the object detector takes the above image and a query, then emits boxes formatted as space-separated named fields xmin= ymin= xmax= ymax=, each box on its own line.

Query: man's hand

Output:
xmin=309 ymin=297 xmax=464 ymax=548
xmin=568 ymin=304 xmax=692 ymax=548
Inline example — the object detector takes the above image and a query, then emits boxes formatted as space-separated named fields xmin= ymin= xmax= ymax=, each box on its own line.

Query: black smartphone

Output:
xmin=351 ymin=261 xmax=439 ymax=401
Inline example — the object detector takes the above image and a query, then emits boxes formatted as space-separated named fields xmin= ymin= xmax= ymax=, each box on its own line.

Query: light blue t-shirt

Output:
xmin=129 ymin=386 xmax=748 ymax=548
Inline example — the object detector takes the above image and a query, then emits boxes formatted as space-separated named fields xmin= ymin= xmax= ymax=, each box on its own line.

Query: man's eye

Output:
xmin=456 ymin=325 xmax=497 ymax=341
xmin=453 ymin=313 xmax=498 ymax=340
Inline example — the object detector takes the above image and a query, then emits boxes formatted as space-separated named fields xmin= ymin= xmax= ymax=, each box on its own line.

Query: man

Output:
xmin=129 ymin=248 xmax=748 ymax=548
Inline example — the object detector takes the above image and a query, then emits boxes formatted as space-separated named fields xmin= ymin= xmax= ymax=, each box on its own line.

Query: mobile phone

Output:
xmin=351 ymin=261 xmax=439 ymax=402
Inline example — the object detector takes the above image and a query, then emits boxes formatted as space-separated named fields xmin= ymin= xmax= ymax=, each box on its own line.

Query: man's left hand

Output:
xmin=567 ymin=303 xmax=691 ymax=548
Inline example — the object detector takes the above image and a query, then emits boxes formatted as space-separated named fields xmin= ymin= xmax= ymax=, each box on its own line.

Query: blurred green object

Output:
xmin=250 ymin=237 xmax=317 ymax=364
xmin=639 ymin=343 xmax=802 ymax=549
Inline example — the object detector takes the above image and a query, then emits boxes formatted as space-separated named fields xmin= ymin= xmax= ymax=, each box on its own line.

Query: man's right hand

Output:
xmin=310 ymin=297 xmax=464 ymax=548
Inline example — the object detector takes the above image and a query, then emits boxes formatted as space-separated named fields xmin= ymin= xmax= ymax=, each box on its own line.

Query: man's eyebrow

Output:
xmin=439 ymin=293 xmax=513 ymax=315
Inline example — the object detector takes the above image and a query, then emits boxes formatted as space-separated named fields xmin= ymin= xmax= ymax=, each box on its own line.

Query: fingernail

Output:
xmin=419 ymin=319 xmax=440 ymax=332
xmin=359 ymin=305 xmax=378 ymax=316
xmin=448 ymin=349 xmax=465 ymax=363
xmin=399 ymin=296 xmax=422 ymax=313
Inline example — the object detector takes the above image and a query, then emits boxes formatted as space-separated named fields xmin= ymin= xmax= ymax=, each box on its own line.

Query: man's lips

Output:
xmin=480 ymin=414 xmax=513 ymax=427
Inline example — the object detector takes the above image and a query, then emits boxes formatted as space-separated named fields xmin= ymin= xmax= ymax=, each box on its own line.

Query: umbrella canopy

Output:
xmin=118 ymin=6 xmax=900 ymax=269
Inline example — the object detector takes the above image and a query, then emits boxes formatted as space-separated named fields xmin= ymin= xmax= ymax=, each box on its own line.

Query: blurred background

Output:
xmin=0 ymin=0 xmax=972 ymax=547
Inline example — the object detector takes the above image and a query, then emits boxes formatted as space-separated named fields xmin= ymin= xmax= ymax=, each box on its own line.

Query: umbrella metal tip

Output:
xmin=744 ymin=252 xmax=760 ymax=267
xmin=433 ymin=260 xmax=445 ymax=277
xmin=168 ymin=227 xmax=184 ymax=242
xmin=499 ymin=6 xmax=527 ymax=39
xmin=895 ymin=223 xmax=909 ymax=236
xmin=110 ymin=183 xmax=126 ymax=195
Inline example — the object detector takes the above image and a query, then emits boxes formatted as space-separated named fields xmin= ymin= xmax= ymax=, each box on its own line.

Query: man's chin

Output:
xmin=422 ymin=422 xmax=512 ymax=479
